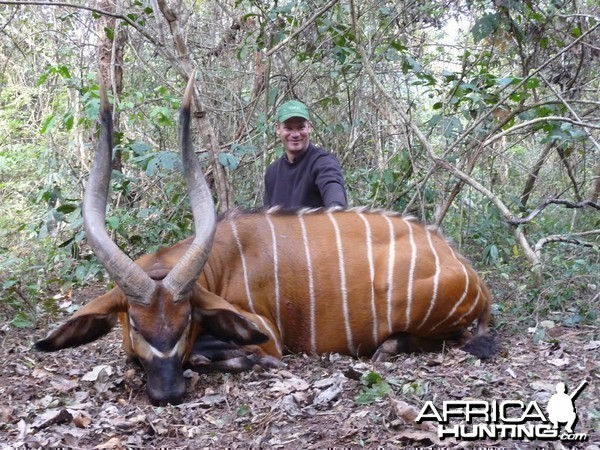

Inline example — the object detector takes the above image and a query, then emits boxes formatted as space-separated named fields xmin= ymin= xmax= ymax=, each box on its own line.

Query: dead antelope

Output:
xmin=36 ymin=76 xmax=497 ymax=405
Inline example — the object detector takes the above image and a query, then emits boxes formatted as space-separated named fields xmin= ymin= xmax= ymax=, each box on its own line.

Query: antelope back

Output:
xmin=201 ymin=208 xmax=491 ymax=357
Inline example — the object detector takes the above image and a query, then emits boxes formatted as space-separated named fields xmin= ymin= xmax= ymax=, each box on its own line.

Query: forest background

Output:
xmin=0 ymin=0 xmax=598 ymax=342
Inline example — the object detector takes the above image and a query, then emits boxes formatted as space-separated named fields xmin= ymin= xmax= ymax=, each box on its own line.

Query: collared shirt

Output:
xmin=264 ymin=143 xmax=347 ymax=208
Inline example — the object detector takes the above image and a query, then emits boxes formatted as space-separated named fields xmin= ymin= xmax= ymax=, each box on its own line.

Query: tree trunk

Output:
xmin=590 ymin=161 xmax=600 ymax=203
xmin=97 ymin=0 xmax=126 ymax=173
xmin=154 ymin=0 xmax=233 ymax=211
xmin=520 ymin=142 xmax=554 ymax=210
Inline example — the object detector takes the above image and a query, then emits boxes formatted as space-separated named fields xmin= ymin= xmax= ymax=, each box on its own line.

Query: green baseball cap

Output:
xmin=276 ymin=100 xmax=310 ymax=122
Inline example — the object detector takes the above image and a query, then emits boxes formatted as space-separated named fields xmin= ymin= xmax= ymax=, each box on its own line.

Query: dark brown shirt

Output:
xmin=264 ymin=143 xmax=347 ymax=208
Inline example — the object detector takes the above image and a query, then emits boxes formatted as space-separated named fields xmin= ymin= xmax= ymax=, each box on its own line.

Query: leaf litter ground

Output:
xmin=1 ymin=290 xmax=599 ymax=449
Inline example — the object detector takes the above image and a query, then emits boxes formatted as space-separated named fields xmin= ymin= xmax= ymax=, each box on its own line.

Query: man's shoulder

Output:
xmin=305 ymin=143 xmax=336 ymax=161
xmin=307 ymin=143 xmax=330 ymax=156
xmin=266 ymin=156 xmax=285 ymax=170
xmin=306 ymin=144 xmax=340 ymax=166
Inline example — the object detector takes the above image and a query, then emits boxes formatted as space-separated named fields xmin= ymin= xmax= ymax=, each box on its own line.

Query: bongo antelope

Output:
xmin=36 ymin=76 xmax=496 ymax=405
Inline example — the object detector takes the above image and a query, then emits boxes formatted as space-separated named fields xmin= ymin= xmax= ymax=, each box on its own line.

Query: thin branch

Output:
xmin=508 ymin=198 xmax=600 ymax=226
xmin=534 ymin=235 xmax=600 ymax=255
xmin=264 ymin=0 xmax=339 ymax=57
xmin=0 ymin=0 xmax=162 ymax=47
xmin=446 ymin=20 xmax=600 ymax=155
xmin=348 ymin=0 xmax=543 ymax=282
xmin=482 ymin=116 xmax=600 ymax=148
xmin=539 ymin=73 xmax=600 ymax=154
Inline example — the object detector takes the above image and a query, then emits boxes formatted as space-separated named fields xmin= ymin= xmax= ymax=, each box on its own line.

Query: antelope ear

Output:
xmin=191 ymin=285 xmax=268 ymax=345
xmin=35 ymin=288 xmax=127 ymax=351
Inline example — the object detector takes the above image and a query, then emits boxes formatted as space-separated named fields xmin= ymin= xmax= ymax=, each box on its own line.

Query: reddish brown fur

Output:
xmin=195 ymin=209 xmax=493 ymax=358
xmin=37 ymin=208 xmax=495 ymax=405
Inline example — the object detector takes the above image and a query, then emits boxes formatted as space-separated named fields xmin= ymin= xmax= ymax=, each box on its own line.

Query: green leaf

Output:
xmin=106 ymin=216 xmax=120 ymax=230
xmin=37 ymin=72 xmax=50 ymax=86
xmin=104 ymin=27 xmax=115 ymax=40
xmin=231 ymin=143 xmax=257 ymax=155
xmin=75 ymin=264 xmax=89 ymax=281
xmin=136 ymin=151 xmax=181 ymax=176
xmin=390 ymin=39 xmax=406 ymax=52
xmin=40 ymin=115 xmax=57 ymax=134
xmin=526 ymin=77 xmax=540 ymax=89
xmin=472 ymin=13 xmax=501 ymax=42
xmin=237 ymin=404 xmax=251 ymax=417
xmin=219 ymin=152 xmax=239 ymax=170
xmin=11 ymin=311 xmax=34 ymax=328
xmin=85 ymin=97 xmax=100 ymax=120
xmin=150 ymin=107 xmax=173 ymax=127
xmin=497 ymin=76 xmax=520 ymax=87
xmin=63 ymin=112 xmax=74 ymax=131
xmin=56 ymin=203 xmax=78 ymax=214
xmin=361 ymin=371 xmax=384 ymax=387
xmin=130 ymin=141 xmax=152 ymax=156
xmin=355 ymin=371 xmax=392 ymax=404
xmin=56 ymin=66 xmax=72 ymax=80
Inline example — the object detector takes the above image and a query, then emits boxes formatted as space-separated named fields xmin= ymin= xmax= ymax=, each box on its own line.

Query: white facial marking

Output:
xmin=129 ymin=318 xmax=190 ymax=359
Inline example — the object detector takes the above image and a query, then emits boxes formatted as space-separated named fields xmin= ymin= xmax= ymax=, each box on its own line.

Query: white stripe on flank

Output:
xmin=357 ymin=212 xmax=378 ymax=346
xmin=230 ymin=221 xmax=282 ymax=355
xmin=384 ymin=215 xmax=395 ymax=334
xmin=417 ymin=229 xmax=441 ymax=329
xmin=430 ymin=246 xmax=470 ymax=332
xmin=299 ymin=214 xmax=317 ymax=353
xmin=450 ymin=287 xmax=481 ymax=327
xmin=327 ymin=211 xmax=354 ymax=355
xmin=404 ymin=220 xmax=417 ymax=330
xmin=266 ymin=214 xmax=282 ymax=338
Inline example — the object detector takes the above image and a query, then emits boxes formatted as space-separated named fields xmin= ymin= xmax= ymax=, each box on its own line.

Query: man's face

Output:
xmin=276 ymin=117 xmax=312 ymax=159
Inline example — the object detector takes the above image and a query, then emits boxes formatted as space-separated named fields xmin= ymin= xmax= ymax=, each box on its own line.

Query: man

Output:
xmin=264 ymin=100 xmax=347 ymax=208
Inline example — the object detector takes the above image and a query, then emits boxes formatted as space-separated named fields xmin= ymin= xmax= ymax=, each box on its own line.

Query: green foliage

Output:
xmin=1 ymin=0 xmax=598 ymax=335
xmin=355 ymin=371 xmax=392 ymax=405
xmin=472 ymin=13 xmax=502 ymax=42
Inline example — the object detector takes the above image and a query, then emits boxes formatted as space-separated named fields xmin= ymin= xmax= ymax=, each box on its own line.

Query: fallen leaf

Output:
xmin=280 ymin=394 xmax=303 ymax=417
xmin=313 ymin=377 xmax=339 ymax=389
xmin=198 ymin=393 xmax=226 ymax=406
xmin=583 ymin=341 xmax=600 ymax=350
xmin=94 ymin=437 xmax=123 ymax=449
xmin=50 ymin=376 xmax=78 ymax=393
xmin=312 ymin=382 xmax=342 ymax=407
xmin=547 ymin=357 xmax=570 ymax=368
xmin=70 ymin=410 xmax=92 ymax=428
xmin=82 ymin=364 xmax=113 ymax=381
xmin=270 ymin=377 xmax=309 ymax=394
xmin=390 ymin=398 xmax=436 ymax=432
xmin=31 ymin=408 xmax=72 ymax=430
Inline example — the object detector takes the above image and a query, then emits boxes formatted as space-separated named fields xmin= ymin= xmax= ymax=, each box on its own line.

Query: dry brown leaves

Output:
xmin=1 ymin=321 xmax=599 ymax=449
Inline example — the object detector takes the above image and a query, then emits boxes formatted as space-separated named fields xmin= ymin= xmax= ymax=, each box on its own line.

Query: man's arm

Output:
xmin=263 ymin=165 xmax=274 ymax=207
xmin=314 ymin=154 xmax=347 ymax=207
